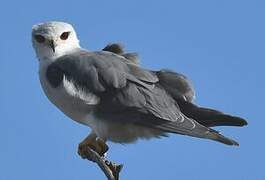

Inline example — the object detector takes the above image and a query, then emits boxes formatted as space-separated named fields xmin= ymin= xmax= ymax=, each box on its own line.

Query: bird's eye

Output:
xmin=34 ymin=35 xmax=45 ymax=43
xmin=60 ymin=32 xmax=70 ymax=40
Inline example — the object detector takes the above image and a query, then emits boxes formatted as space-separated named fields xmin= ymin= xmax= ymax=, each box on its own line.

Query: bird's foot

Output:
xmin=78 ymin=137 xmax=109 ymax=160
xmin=96 ymin=138 xmax=109 ymax=157
xmin=78 ymin=134 xmax=123 ymax=179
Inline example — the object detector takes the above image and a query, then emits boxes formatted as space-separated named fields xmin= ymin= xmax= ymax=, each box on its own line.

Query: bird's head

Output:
xmin=32 ymin=21 xmax=80 ymax=61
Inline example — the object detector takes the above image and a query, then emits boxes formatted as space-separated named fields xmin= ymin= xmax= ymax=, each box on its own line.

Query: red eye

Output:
xmin=60 ymin=32 xmax=70 ymax=40
xmin=34 ymin=35 xmax=45 ymax=43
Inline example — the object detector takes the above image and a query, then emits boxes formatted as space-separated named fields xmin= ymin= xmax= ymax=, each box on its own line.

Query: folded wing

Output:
xmin=46 ymin=49 xmax=240 ymax=146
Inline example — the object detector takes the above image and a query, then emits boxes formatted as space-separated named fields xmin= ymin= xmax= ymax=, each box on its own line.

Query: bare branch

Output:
xmin=84 ymin=147 xmax=123 ymax=180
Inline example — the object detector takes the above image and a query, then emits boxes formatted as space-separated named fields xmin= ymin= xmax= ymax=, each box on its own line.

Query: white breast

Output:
xmin=38 ymin=62 xmax=99 ymax=127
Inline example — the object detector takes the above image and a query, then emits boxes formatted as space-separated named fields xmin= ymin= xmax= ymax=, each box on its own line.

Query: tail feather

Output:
xmin=206 ymin=129 xmax=239 ymax=146
xmin=151 ymin=115 xmax=240 ymax=146
xmin=177 ymin=99 xmax=248 ymax=127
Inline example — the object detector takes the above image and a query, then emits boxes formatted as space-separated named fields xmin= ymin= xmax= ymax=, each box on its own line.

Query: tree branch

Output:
xmin=84 ymin=147 xmax=123 ymax=180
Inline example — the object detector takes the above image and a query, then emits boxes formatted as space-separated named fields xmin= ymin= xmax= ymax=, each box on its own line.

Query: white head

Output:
xmin=32 ymin=21 xmax=80 ymax=61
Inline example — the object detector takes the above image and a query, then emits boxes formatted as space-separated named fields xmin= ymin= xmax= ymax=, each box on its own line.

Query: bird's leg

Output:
xmin=78 ymin=132 xmax=109 ymax=160
xmin=96 ymin=138 xmax=109 ymax=157
xmin=78 ymin=132 xmax=123 ymax=180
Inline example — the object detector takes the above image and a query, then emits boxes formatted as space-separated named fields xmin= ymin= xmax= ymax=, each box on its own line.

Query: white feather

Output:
xmin=63 ymin=76 xmax=100 ymax=105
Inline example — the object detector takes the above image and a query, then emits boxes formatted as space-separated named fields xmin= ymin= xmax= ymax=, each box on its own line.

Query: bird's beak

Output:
xmin=49 ymin=40 xmax=56 ymax=53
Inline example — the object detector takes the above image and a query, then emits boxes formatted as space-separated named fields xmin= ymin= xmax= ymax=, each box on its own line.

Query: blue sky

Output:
xmin=1 ymin=0 xmax=264 ymax=179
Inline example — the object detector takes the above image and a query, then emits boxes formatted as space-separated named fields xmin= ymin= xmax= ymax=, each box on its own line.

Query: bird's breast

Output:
xmin=39 ymin=65 xmax=98 ymax=126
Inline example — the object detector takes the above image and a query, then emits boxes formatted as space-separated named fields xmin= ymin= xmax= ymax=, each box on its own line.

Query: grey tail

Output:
xmin=177 ymin=99 xmax=248 ymax=127
xmin=143 ymin=113 xmax=241 ymax=146
xmin=205 ymin=129 xmax=239 ymax=146
xmin=157 ymin=121 xmax=240 ymax=146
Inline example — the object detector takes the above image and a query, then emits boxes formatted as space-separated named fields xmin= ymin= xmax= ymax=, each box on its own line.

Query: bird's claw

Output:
xmin=96 ymin=138 xmax=109 ymax=156
xmin=78 ymin=138 xmax=109 ymax=159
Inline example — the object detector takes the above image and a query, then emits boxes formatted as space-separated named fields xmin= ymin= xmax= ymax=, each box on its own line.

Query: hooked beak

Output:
xmin=49 ymin=40 xmax=56 ymax=53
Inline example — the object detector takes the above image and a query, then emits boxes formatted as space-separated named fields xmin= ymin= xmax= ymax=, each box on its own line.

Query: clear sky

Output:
xmin=1 ymin=0 xmax=264 ymax=179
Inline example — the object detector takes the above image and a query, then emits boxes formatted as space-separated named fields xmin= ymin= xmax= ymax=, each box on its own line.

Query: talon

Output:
xmin=78 ymin=142 xmax=95 ymax=160
xmin=78 ymin=134 xmax=109 ymax=159
xmin=96 ymin=138 xmax=109 ymax=156
xmin=78 ymin=134 xmax=97 ymax=159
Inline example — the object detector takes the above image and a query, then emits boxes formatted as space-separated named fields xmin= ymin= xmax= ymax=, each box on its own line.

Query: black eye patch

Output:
xmin=34 ymin=35 xmax=45 ymax=43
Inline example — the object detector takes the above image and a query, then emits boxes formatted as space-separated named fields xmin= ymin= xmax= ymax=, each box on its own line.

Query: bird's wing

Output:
xmin=47 ymin=49 xmax=238 ymax=145
xmin=102 ymin=43 xmax=140 ymax=64
xmin=101 ymin=44 xmax=193 ymax=100
xmin=156 ymin=70 xmax=195 ymax=102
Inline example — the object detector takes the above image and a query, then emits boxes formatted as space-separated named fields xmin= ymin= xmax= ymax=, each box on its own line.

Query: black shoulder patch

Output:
xmin=46 ymin=64 xmax=64 ymax=88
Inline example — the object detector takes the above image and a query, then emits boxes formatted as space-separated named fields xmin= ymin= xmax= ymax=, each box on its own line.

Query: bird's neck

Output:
xmin=37 ymin=46 xmax=82 ymax=75
xmin=37 ymin=45 xmax=81 ymax=63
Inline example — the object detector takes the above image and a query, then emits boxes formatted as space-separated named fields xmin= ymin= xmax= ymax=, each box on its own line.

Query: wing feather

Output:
xmin=46 ymin=49 xmax=238 ymax=145
xmin=156 ymin=69 xmax=195 ymax=102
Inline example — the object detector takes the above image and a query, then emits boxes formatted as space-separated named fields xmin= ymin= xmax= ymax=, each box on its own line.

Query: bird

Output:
xmin=32 ymin=21 xmax=247 ymax=158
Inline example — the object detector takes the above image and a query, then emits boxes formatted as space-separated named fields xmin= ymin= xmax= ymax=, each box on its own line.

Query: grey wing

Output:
xmin=102 ymin=43 xmax=140 ymax=64
xmin=48 ymin=50 xmax=238 ymax=145
xmin=102 ymin=45 xmax=193 ymax=101
xmin=156 ymin=69 xmax=195 ymax=102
